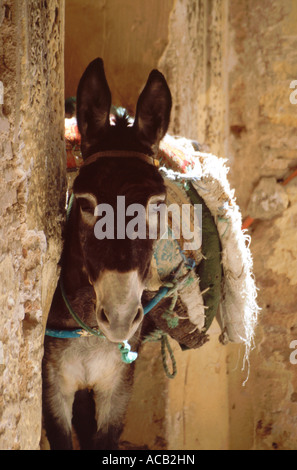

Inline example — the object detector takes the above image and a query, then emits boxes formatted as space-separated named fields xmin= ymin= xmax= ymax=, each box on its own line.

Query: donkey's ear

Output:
xmin=76 ymin=58 xmax=111 ymax=156
xmin=134 ymin=70 xmax=172 ymax=153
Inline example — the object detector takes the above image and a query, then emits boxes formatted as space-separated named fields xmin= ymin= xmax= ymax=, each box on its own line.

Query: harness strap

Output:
xmin=83 ymin=150 xmax=160 ymax=168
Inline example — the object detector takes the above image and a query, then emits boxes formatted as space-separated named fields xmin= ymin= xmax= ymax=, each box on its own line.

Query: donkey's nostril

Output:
xmin=99 ymin=308 xmax=109 ymax=326
xmin=133 ymin=306 xmax=144 ymax=325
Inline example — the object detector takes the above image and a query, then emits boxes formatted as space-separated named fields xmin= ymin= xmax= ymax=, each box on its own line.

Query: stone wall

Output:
xmin=159 ymin=0 xmax=229 ymax=155
xmin=226 ymin=0 xmax=297 ymax=450
xmin=0 ymin=0 xmax=65 ymax=449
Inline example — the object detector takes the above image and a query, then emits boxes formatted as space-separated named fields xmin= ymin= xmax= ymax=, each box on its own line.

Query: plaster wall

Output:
xmin=0 ymin=0 xmax=65 ymax=449
xmin=225 ymin=0 xmax=297 ymax=450
xmin=65 ymin=0 xmax=174 ymax=113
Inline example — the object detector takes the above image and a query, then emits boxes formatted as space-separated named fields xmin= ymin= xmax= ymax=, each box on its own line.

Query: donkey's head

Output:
xmin=73 ymin=58 xmax=171 ymax=343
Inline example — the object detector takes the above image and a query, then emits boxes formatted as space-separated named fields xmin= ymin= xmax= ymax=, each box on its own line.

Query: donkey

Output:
xmin=42 ymin=58 xmax=172 ymax=450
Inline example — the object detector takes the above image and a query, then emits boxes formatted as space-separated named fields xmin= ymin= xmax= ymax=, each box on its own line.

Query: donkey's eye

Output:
xmin=75 ymin=193 xmax=98 ymax=225
xmin=149 ymin=201 xmax=163 ymax=213
xmin=79 ymin=198 xmax=95 ymax=215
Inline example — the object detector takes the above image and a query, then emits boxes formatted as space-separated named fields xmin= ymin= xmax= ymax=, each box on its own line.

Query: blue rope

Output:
xmin=45 ymin=328 xmax=94 ymax=339
xmin=45 ymin=283 xmax=170 ymax=339
xmin=143 ymin=286 xmax=169 ymax=315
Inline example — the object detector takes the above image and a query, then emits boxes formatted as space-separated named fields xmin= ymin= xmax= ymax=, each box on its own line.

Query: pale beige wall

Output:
xmin=165 ymin=324 xmax=230 ymax=451
xmin=65 ymin=0 xmax=174 ymax=113
xmin=226 ymin=0 xmax=297 ymax=450
xmin=159 ymin=0 xmax=229 ymax=154
xmin=227 ymin=0 xmax=297 ymax=212
xmin=0 ymin=0 xmax=65 ymax=449
xmin=157 ymin=0 xmax=231 ymax=450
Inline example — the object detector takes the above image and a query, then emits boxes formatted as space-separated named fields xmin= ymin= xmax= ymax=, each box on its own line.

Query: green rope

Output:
xmin=60 ymin=277 xmax=105 ymax=338
xmin=143 ymin=330 xmax=177 ymax=379
xmin=142 ymin=265 xmax=197 ymax=378
xmin=161 ymin=335 xmax=177 ymax=379
xmin=118 ymin=341 xmax=138 ymax=364
xmin=143 ymin=329 xmax=164 ymax=343
xmin=161 ymin=270 xmax=195 ymax=329
xmin=217 ymin=216 xmax=230 ymax=238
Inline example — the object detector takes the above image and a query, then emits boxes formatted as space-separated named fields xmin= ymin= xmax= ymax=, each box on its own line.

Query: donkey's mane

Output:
xmin=111 ymin=106 xmax=133 ymax=128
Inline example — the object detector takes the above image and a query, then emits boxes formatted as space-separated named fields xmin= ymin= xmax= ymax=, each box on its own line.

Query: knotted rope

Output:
xmin=143 ymin=262 xmax=196 ymax=379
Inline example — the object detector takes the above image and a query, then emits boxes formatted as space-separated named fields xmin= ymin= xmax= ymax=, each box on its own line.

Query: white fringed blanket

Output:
xmin=155 ymin=135 xmax=260 ymax=366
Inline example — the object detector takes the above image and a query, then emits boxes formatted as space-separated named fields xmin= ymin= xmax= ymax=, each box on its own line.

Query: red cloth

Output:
xmin=64 ymin=116 xmax=196 ymax=173
xmin=65 ymin=118 xmax=83 ymax=168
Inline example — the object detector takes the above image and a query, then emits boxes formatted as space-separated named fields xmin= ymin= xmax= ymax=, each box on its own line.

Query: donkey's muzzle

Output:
xmin=93 ymin=269 xmax=145 ymax=342
xmin=97 ymin=305 xmax=144 ymax=343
